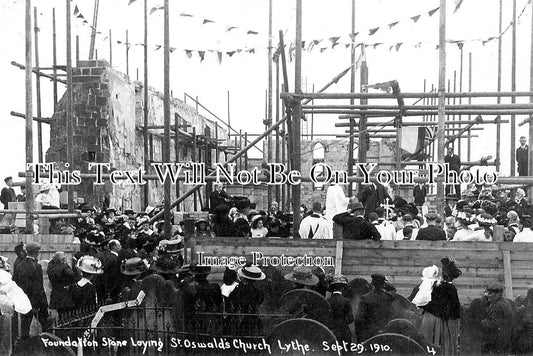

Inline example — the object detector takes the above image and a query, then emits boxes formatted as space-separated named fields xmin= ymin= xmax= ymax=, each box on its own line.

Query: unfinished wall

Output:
xmin=47 ymin=60 xmax=227 ymax=212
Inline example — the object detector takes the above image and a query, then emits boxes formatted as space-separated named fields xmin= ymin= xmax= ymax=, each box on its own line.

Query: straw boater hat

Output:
xmin=237 ymin=265 xmax=266 ymax=281
xmin=158 ymin=238 xmax=184 ymax=254
xmin=39 ymin=183 xmax=51 ymax=192
xmin=284 ymin=266 xmax=319 ymax=286
xmin=76 ymin=255 xmax=104 ymax=274
xmin=120 ymin=257 xmax=149 ymax=276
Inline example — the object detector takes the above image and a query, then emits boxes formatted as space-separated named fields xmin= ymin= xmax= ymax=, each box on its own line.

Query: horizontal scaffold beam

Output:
xmin=10 ymin=111 xmax=51 ymax=124
xmin=305 ymin=109 xmax=533 ymax=116
xmin=345 ymin=127 xmax=484 ymax=132
xmin=304 ymin=103 xmax=533 ymax=110
xmin=282 ymin=91 xmax=533 ymax=100
xmin=335 ymin=120 xmax=508 ymax=127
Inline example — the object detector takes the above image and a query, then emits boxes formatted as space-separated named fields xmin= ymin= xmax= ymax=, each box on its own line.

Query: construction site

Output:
xmin=2 ymin=0 xmax=533 ymax=355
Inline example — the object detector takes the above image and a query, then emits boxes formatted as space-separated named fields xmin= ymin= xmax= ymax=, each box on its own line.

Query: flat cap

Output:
xmin=486 ymin=283 xmax=504 ymax=293
xmin=26 ymin=241 xmax=41 ymax=253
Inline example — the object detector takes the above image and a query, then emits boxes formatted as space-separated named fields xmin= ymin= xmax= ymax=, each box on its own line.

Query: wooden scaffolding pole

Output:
xmin=88 ymin=0 xmax=99 ymax=60
xmin=25 ymin=0 xmax=34 ymax=233
xmin=34 ymin=7 xmax=43 ymax=163
xmin=511 ymin=0 xmax=517 ymax=175
xmin=66 ymin=0 xmax=74 ymax=213
xmin=348 ymin=0 xmax=356 ymax=197
xmin=468 ymin=53 xmax=472 ymax=161
xmin=143 ymin=0 xmax=149 ymax=208
xmin=275 ymin=54 xmax=281 ymax=204
xmin=109 ymin=29 xmax=113 ymax=66
xmin=267 ymin=0 xmax=273 ymax=206
xmin=529 ymin=0 xmax=533 ymax=202
xmin=52 ymin=8 xmax=58 ymax=107
xmin=126 ymin=29 xmax=130 ymax=77
xmin=436 ymin=0 xmax=446 ymax=214
xmin=163 ymin=0 xmax=171 ymax=237
xmin=293 ymin=0 xmax=303 ymax=236
xmin=497 ymin=0 xmax=503 ymax=172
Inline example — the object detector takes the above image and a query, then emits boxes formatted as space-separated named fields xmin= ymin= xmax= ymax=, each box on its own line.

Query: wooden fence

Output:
xmin=192 ymin=238 xmax=533 ymax=304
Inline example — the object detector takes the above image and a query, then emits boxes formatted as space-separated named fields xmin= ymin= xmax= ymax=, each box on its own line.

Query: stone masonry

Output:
xmin=47 ymin=60 xmax=227 ymax=212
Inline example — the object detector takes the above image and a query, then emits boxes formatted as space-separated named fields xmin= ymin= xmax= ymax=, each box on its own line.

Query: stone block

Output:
xmin=73 ymin=75 xmax=101 ymax=83
xmin=91 ymin=67 xmax=105 ymax=76
xmin=96 ymin=96 xmax=107 ymax=106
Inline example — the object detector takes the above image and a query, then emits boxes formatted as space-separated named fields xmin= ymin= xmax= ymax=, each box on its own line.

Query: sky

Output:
xmin=1 ymin=0 xmax=533 ymax=190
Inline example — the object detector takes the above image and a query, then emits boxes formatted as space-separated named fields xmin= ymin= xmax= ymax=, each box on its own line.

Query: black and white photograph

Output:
xmin=1 ymin=0 xmax=533 ymax=355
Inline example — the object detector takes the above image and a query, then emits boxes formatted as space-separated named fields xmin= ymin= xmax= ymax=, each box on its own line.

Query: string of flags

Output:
xmin=69 ymin=0 xmax=532 ymax=64
xmin=127 ymin=0 xmax=262 ymax=37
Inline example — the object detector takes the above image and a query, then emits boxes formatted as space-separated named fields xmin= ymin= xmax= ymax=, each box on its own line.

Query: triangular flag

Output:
xmin=226 ymin=26 xmax=238 ymax=32
xmin=411 ymin=15 xmax=421 ymax=23
xmin=349 ymin=32 xmax=359 ymax=41
xmin=150 ymin=6 xmax=163 ymax=15
xmin=428 ymin=7 xmax=439 ymax=16
xmin=185 ymin=50 xmax=193 ymax=58
xmin=369 ymin=27 xmax=380 ymax=36
xmin=247 ymin=48 xmax=256 ymax=54
xmin=320 ymin=47 xmax=327 ymax=53
xmin=73 ymin=5 xmax=80 ymax=15
xmin=301 ymin=41 xmax=306 ymax=49
xmin=128 ymin=0 xmax=137 ymax=5
xmin=117 ymin=40 xmax=123 ymax=44
xmin=198 ymin=51 xmax=205 ymax=62
xmin=217 ymin=51 xmax=222 ymax=64
xmin=169 ymin=47 xmax=176 ymax=53
xmin=247 ymin=30 xmax=259 ymax=35
xmin=345 ymin=43 xmax=351 ymax=48
xmin=395 ymin=43 xmax=403 ymax=51
xmin=454 ymin=0 xmax=464 ymax=13
xmin=389 ymin=45 xmax=394 ymax=52
xmin=388 ymin=21 xmax=399 ymax=29
xmin=227 ymin=51 xmax=236 ymax=57
xmin=179 ymin=13 xmax=193 ymax=17
xmin=457 ymin=42 xmax=464 ymax=50
xmin=155 ymin=45 xmax=162 ymax=50
xmin=82 ymin=19 xmax=88 ymax=24
xmin=203 ymin=19 xmax=215 ymax=25
xmin=329 ymin=36 xmax=341 ymax=48
xmin=373 ymin=42 xmax=383 ymax=49
xmin=77 ymin=13 xmax=84 ymax=19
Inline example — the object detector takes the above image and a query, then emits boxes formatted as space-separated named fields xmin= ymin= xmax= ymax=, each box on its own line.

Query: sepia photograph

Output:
xmin=0 ymin=0 xmax=533 ymax=355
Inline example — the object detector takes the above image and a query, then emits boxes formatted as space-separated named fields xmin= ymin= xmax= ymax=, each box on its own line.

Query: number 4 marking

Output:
xmin=427 ymin=346 xmax=436 ymax=355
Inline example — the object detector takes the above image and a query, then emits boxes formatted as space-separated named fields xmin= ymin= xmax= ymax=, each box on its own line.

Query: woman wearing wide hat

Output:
xmin=71 ymin=255 xmax=103 ymax=310
xmin=451 ymin=211 xmax=475 ymax=241
xmin=468 ymin=213 xmax=497 ymax=242
xmin=284 ymin=266 xmax=319 ymax=289
xmin=120 ymin=257 xmax=150 ymax=297
xmin=419 ymin=257 xmax=462 ymax=356
xmin=235 ymin=266 xmax=266 ymax=335
xmin=150 ymin=256 xmax=180 ymax=282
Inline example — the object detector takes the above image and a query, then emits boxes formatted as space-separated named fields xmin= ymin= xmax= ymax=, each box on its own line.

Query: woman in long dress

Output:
xmin=419 ymin=258 xmax=462 ymax=356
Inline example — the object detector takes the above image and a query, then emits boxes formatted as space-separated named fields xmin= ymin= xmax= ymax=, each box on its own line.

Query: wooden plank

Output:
xmin=343 ymin=257 xmax=503 ymax=268
xmin=335 ymin=240 xmax=343 ymax=276
xmin=344 ymin=248 xmax=502 ymax=260
xmin=503 ymin=250 xmax=514 ymax=299
xmin=347 ymin=265 xmax=503 ymax=278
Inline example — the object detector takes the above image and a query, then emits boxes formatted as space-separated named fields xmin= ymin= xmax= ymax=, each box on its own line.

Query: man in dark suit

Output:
xmin=416 ymin=212 xmax=446 ymax=241
xmin=103 ymin=239 xmax=123 ymax=302
xmin=516 ymin=136 xmax=529 ymax=176
xmin=333 ymin=202 xmax=381 ymax=240
xmin=14 ymin=242 xmax=49 ymax=340
xmin=413 ymin=183 xmax=427 ymax=207
xmin=354 ymin=274 xmax=395 ymax=341
xmin=445 ymin=147 xmax=461 ymax=196
xmin=0 ymin=176 xmax=16 ymax=209
xmin=327 ymin=275 xmax=354 ymax=344
xmin=360 ymin=182 xmax=392 ymax=218
xmin=210 ymin=183 xmax=233 ymax=213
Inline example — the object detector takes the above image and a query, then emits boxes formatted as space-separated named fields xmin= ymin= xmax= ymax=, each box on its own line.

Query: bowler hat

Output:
xmin=331 ymin=275 xmax=348 ymax=285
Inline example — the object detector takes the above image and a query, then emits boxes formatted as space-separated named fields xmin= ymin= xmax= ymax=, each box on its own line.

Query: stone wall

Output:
xmin=47 ymin=60 xmax=227 ymax=213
